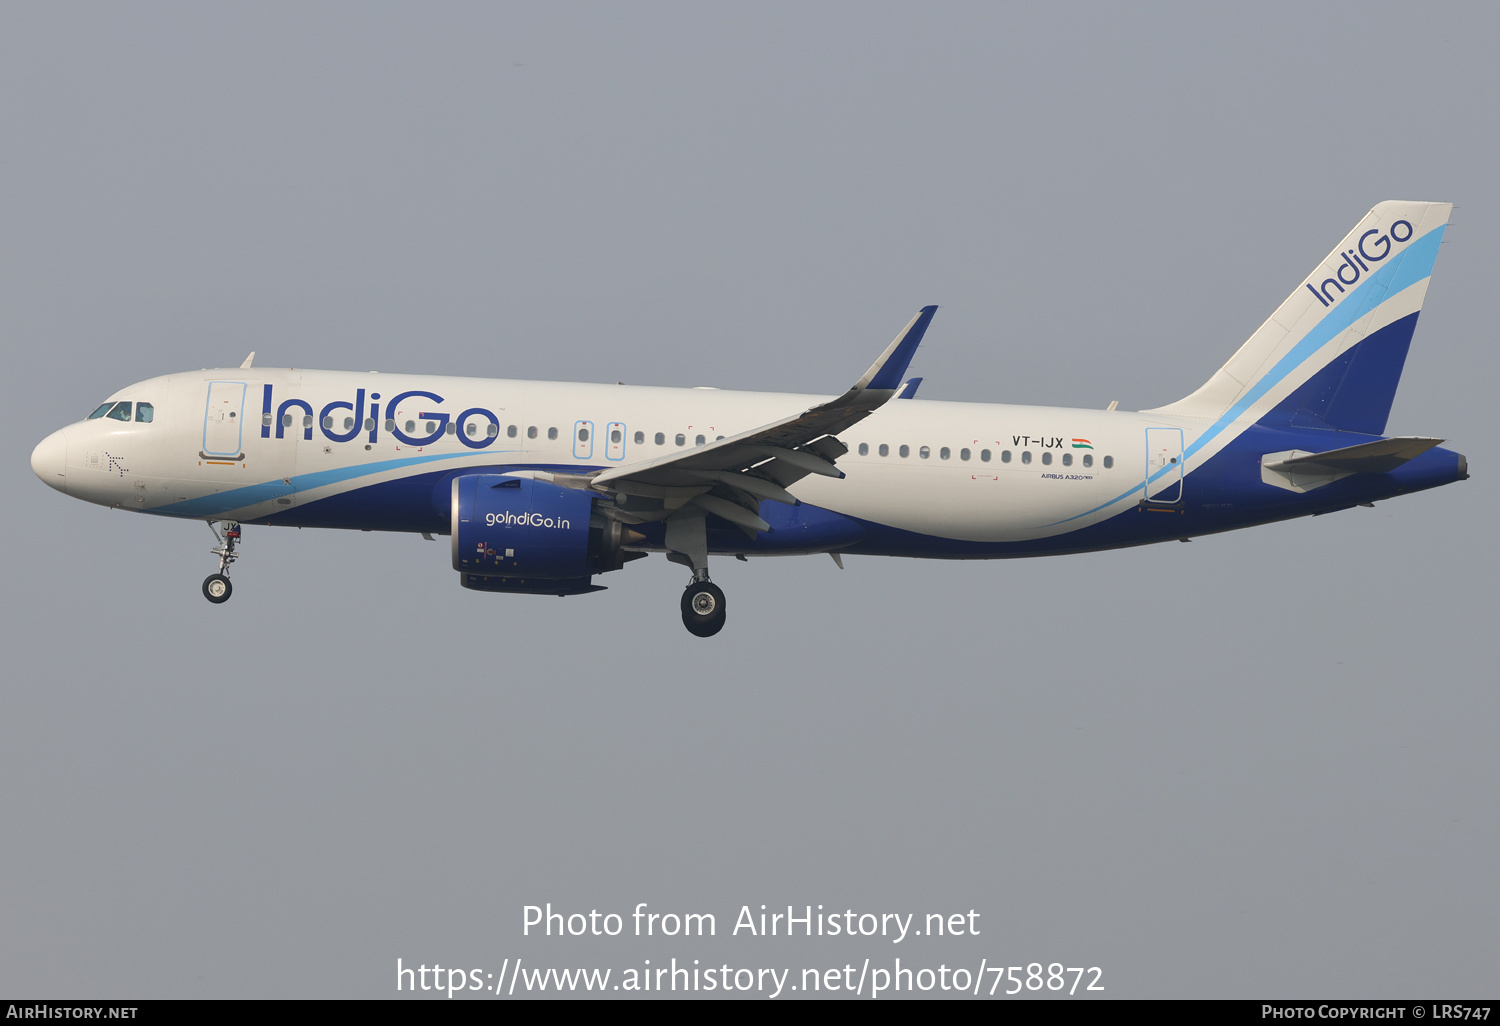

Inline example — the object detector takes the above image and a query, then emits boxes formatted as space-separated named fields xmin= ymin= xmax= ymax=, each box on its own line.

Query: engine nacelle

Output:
xmin=451 ymin=474 xmax=642 ymax=593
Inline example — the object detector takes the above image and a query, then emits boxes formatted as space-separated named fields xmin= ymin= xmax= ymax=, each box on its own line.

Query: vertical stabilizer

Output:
xmin=1146 ymin=201 xmax=1451 ymax=436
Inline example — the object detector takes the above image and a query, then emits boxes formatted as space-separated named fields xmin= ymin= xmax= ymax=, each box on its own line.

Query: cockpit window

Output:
xmin=88 ymin=403 xmax=114 ymax=419
xmin=135 ymin=402 xmax=154 ymax=423
xmin=105 ymin=402 xmax=132 ymax=421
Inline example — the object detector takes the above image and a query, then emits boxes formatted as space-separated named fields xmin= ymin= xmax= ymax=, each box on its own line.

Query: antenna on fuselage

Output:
xmin=240 ymin=351 xmax=256 ymax=369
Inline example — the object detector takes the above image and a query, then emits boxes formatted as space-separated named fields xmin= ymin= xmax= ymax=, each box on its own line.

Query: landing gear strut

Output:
xmin=666 ymin=514 xmax=726 ymax=637
xmin=681 ymin=571 xmax=726 ymax=638
xmin=203 ymin=521 xmax=240 ymax=604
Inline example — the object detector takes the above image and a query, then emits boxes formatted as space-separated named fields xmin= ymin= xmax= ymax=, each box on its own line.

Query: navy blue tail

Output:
xmin=1257 ymin=311 xmax=1420 ymax=434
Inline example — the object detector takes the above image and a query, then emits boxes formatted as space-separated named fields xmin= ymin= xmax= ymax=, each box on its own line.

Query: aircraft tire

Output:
xmin=203 ymin=574 xmax=233 ymax=604
xmin=681 ymin=582 xmax=726 ymax=637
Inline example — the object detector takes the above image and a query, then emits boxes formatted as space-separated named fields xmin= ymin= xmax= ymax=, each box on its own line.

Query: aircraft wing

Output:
xmin=577 ymin=306 xmax=936 ymax=534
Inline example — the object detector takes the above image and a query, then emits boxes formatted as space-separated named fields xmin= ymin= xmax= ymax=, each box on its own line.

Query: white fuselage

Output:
xmin=38 ymin=368 xmax=1161 ymax=545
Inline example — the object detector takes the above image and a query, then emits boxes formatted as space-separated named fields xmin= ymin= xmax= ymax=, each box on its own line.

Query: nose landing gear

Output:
xmin=203 ymin=521 xmax=240 ymax=604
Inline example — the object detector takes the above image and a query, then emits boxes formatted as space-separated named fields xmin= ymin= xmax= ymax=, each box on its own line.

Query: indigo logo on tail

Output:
xmin=1304 ymin=219 xmax=1414 ymax=308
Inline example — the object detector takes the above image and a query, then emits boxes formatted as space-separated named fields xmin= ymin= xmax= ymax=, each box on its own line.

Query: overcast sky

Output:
xmin=2 ymin=2 xmax=1496 ymax=999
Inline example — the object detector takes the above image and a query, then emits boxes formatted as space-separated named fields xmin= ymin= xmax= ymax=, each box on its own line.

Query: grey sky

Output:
xmin=2 ymin=2 xmax=1495 ymax=998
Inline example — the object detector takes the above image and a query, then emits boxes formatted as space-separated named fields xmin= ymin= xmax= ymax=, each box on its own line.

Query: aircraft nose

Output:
xmin=31 ymin=429 xmax=68 ymax=493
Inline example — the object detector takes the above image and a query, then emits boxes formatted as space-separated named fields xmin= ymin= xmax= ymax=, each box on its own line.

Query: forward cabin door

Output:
xmin=1144 ymin=427 xmax=1184 ymax=503
xmin=202 ymin=381 xmax=247 ymax=459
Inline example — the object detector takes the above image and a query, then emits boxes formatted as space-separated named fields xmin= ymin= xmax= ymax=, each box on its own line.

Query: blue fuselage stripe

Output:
xmin=154 ymin=450 xmax=503 ymax=518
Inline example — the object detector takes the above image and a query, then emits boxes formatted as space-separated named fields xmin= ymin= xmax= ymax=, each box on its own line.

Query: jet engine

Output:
xmin=450 ymin=474 xmax=641 ymax=595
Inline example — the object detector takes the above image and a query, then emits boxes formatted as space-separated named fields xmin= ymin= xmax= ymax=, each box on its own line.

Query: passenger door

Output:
xmin=1144 ymin=427 xmax=1184 ymax=504
xmin=202 ymin=381 xmax=247 ymax=458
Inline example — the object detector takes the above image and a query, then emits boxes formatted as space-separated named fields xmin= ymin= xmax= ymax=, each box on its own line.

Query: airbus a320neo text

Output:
xmin=32 ymin=201 xmax=1466 ymax=636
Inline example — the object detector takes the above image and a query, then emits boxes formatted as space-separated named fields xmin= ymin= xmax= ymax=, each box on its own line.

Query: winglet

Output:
xmin=897 ymin=377 xmax=923 ymax=399
xmin=240 ymin=351 xmax=256 ymax=369
xmin=856 ymin=306 xmax=937 ymax=392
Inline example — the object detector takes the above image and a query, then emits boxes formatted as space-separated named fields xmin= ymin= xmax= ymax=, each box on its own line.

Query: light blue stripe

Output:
xmin=152 ymin=449 xmax=512 ymax=518
xmin=1043 ymin=223 xmax=1445 ymax=528
xmin=1180 ymin=223 xmax=1443 ymax=464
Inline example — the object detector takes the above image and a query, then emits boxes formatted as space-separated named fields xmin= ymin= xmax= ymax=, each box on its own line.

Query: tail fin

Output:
xmin=1146 ymin=201 xmax=1452 ymax=435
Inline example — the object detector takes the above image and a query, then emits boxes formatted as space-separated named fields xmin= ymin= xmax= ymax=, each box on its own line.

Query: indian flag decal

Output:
xmin=1071 ymin=438 xmax=1093 ymax=449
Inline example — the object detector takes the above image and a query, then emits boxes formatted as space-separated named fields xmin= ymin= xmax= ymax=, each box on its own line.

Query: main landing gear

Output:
xmin=666 ymin=513 xmax=727 ymax=637
xmin=681 ymin=572 xmax=726 ymax=638
xmin=203 ymin=521 xmax=240 ymax=604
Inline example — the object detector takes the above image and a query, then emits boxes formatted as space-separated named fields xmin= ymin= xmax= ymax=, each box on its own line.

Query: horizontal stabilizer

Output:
xmin=1266 ymin=435 xmax=1444 ymax=475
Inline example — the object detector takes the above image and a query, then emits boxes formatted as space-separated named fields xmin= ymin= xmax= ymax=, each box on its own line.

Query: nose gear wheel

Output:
xmin=202 ymin=574 xmax=232 ymax=603
xmin=202 ymin=521 xmax=241 ymax=604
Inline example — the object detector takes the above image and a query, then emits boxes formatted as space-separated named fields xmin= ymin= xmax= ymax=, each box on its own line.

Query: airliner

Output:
xmin=31 ymin=201 xmax=1466 ymax=636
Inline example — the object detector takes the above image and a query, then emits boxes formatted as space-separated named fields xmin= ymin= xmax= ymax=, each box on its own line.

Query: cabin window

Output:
xmin=508 ymin=425 xmax=518 ymax=438
xmin=466 ymin=422 xmax=477 ymax=437
xmin=426 ymin=421 xmax=438 ymax=435
xmin=283 ymin=414 xmax=293 ymax=428
xmin=980 ymin=449 xmax=991 ymax=462
xmin=487 ymin=423 xmax=499 ymax=437
xmin=107 ymin=402 xmax=132 ymax=421
xmin=633 ymin=430 xmax=643 ymax=444
xmin=655 ymin=432 xmax=665 ymax=445
xmin=878 ymin=443 xmax=889 ymax=457
xmin=445 ymin=422 xmax=456 ymax=435
xmin=939 ymin=447 xmax=950 ymax=460
xmin=899 ymin=444 xmax=910 ymax=458
xmin=919 ymin=445 xmax=930 ymax=459
xmin=384 ymin=419 xmax=396 ymax=432
xmin=323 ymin=416 xmax=334 ymax=429
xmin=1000 ymin=449 xmax=1011 ymax=463
xmin=405 ymin=420 xmax=415 ymax=432
xmin=1062 ymin=452 xmax=1072 ymax=466
xmin=578 ymin=427 xmax=590 ymax=442
xmin=364 ymin=418 xmax=375 ymax=432
xmin=547 ymin=427 xmax=558 ymax=440
xmin=960 ymin=448 xmax=970 ymax=461
xmin=1103 ymin=455 xmax=1114 ymax=469
xmin=676 ymin=433 xmax=686 ymax=446
xmin=1083 ymin=454 xmax=1093 ymax=468
xmin=696 ymin=434 xmax=705 ymax=446
xmin=528 ymin=426 xmax=538 ymax=439
xmin=1021 ymin=450 xmax=1032 ymax=464
xmin=858 ymin=442 xmax=869 ymax=455
xmin=1041 ymin=451 xmax=1052 ymax=465
xmin=303 ymin=415 xmax=312 ymax=429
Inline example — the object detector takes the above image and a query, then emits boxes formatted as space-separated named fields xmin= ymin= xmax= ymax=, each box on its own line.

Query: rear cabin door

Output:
xmin=1144 ymin=427 xmax=1184 ymax=503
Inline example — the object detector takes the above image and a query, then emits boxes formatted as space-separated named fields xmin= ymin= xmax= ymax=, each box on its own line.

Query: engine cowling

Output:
xmin=450 ymin=474 xmax=641 ymax=594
